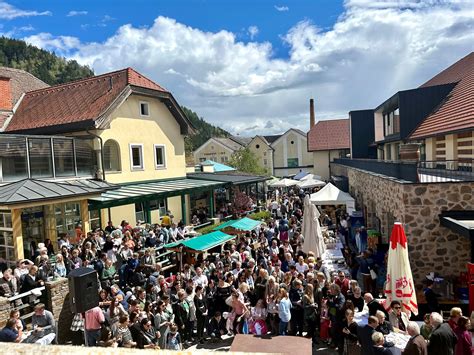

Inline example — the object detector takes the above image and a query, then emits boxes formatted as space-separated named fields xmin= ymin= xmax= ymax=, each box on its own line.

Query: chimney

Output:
xmin=0 ymin=77 xmax=12 ymax=111
xmin=309 ymin=98 xmax=315 ymax=127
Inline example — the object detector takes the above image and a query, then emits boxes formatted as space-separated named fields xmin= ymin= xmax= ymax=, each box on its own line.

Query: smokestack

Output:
xmin=310 ymin=98 xmax=315 ymax=128
xmin=0 ymin=77 xmax=12 ymax=111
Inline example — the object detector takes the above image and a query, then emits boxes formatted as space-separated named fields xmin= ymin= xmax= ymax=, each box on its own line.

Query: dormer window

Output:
xmin=140 ymin=101 xmax=150 ymax=116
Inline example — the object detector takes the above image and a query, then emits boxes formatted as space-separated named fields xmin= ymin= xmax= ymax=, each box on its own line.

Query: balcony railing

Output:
xmin=333 ymin=158 xmax=474 ymax=183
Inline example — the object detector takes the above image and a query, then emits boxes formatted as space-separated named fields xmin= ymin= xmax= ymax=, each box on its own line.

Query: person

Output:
xmin=448 ymin=307 xmax=462 ymax=332
xmin=342 ymin=309 xmax=360 ymax=355
xmin=249 ymin=299 xmax=268 ymax=336
xmin=174 ymin=289 xmax=191 ymax=343
xmin=375 ymin=310 xmax=393 ymax=335
xmin=154 ymin=300 xmax=172 ymax=349
xmin=372 ymin=331 xmax=392 ymax=355
xmin=335 ymin=271 xmax=350 ymax=296
xmin=320 ymin=299 xmax=331 ymax=343
xmin=20 ymin=265 xmax=44 ymax=294
xmin=454 ymin=316 xmax=472 ymax=355
xmin=302 ymin=284 xmax=317 ymax=343
xmin=289 ymin=278 xmax=304 ymax=336
xmin=365 ymin=293 xmax=387 ymax=317
xmin=420 ymin=313 xmax=433 ymax=340
xmin=231 ymin=291 xmax=249 ymax=334
xmin=278 ymin=288 xmax=291 ymax=335
xmin=84 ymin=305 xmax=105 ymax=346
xmin=327 ymin=283 xmax=345 ymax=351
xmin=208 ymin=311 xmax=226 ymax=341
xmin=348 ymin=286 xmax=364 ymax=312
xmin=136 ymin=318 xmax=160 ymax=349
xmin=0 ymin=318 xmax=22 ymax=342
xmin=402 ymin=321 xmax=427 ymax=355
xmin=423 ymin=280 xmax=440 ymax=313
xmin=194 ymin=285 xmax=208 ymax=343
xmin=427 ymin=312 xmax=457 ymax=355
xmin=357 ymin=315 xmax=379 ymax=355
xmin=113 ymin=314 xmax=136 ymax=348
xmin=166 ymin=323 xmax=182 ymax=350
xmin=388 ymin=300 xmax=408 ymax=333
xmin=26 ymin=303 xmax=56 ymax=345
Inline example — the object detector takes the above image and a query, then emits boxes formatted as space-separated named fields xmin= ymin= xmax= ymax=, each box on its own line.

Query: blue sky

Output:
xmin=1 ymin=1 xmax=473 ymax=135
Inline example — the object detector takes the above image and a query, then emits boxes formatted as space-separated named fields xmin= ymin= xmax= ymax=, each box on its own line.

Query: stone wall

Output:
xmin=0 ymin=296 xmax=10 ymax=328
xmin=332 ymin=163 xmax=473 ymax=288
xmin=45 ymin=278 xmax=69 ymax=321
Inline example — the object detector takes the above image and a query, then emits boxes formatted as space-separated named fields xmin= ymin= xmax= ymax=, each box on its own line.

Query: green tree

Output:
xmin=228 ymin=147 xmax=269 ymax=175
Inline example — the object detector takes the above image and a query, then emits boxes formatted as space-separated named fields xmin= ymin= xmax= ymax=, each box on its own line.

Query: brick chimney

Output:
xmin=310 ymin=98 xmax=315 ymax=127
xmin=0 ymin=77 xmax=12 ymax=110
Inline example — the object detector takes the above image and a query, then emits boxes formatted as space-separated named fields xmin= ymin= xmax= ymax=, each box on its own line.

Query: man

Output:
xmin=0 ymin=269 xmax=19 ymax=297
xmin=427 ymin=312 xmax=457 ymax=355
xmin=402 ymin=321 xmax=427 ymax=355
xmin=84 ymin=305 xmax=105 ymax=346
xmin=26 ymin=304 xmax=56 ymax=345
xmin=208 ymin=311 xmax=226 ymax=341
xmin=104 ymin=221 xmax=116 ymax=234
xmin=289 ymin=279 xmax=304 ymax=336
xmin=0 ymin=319 xmax=22 ymax=342
xmin=358 ymin=315 xmax=379 ymax=355
xmin=193 ymin=267 xmax=208 ymax=288
xmin=20 ymin=265 xmax=44 ymax=294
xmin=161 ymin=211 xmax=172 ymax=227
xmin=364 ymin=293 xmax=388 ymax=318
xmin=335 ymin=271 xmax=350 ymax=296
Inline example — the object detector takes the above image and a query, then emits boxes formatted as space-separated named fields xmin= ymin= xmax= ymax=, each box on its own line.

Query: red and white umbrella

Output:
xmin=384 ymin=222 xmax=418 ymax=316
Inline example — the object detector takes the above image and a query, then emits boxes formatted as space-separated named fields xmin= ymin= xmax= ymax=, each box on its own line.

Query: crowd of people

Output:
xmin=0 ymin=187 xmax=471 ymax=354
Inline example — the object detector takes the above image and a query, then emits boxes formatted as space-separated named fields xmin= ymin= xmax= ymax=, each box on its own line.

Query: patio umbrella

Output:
xmin=270 ymin=178 xmax=299 ymax=188
xmin=302 ymin=202 xmax=325 ymax=258
xmin=297 ymin=178 xmax=326 ymax=189
xmin=302 ymin=195 xmax=312 ymax=248
xmin=384 ymin=222 xmax=418 ymax=316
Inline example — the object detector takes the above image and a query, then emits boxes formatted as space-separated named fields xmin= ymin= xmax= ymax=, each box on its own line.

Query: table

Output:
xmin=321 ymin=241 xmax=349 ymax=275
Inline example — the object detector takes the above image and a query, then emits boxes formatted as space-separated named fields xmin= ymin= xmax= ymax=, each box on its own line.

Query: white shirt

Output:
xmin=295 ymin=263 xmax=308 ymax=274
xmin=193 ymin=274 xmax=208 ymax=288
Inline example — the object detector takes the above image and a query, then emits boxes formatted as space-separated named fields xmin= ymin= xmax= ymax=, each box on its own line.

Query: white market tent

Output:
xmin=300 ymin=173 xmax=322 ymax=181
xmin=297 ymin=178 xmax=326 ymax=189
xmin=270 ymin=178 xmax=299 ymax=188
xmin=310 ymin=182 xmax=355 ymax=214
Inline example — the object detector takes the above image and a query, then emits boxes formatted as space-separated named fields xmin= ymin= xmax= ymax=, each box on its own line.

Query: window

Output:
xmin=0 ymin=136 xmax=28 ymax=182
xmin=287 ymin=158 xmax=299 ymax=168
xmin=256 ymin=144 xmax=260 ymax=149
xmin=28 ymin=138 xmax=53 ymax=178
xmin=0 ymin=212 xmax=14 ymax=266
xmin=264 ymin=159 xmax=268 ymax=165
xmin=89 ymin=209 xmax=101 ymax=231
xmin=75 ymin=139 xmax=97 ymax=176
xmin=149 ymin=199 xmax=167 ymax=216
xmin=221 ymin=157 xmax=225 ymax=163
xmin=140 ymin=101 xmax=150 ymax=116
xmin=130 ymin=144 xmax=144 ymax=170
xmin=55 ymin=203 xmax=81 ymax=236
xmin=104 ymin=140 xmax=121 ymax=172
xmin=154 ymin=144 xmax=166 ymax=169
xmin=54 ymin=138 xmax=75 ymax=177
xmin=135 ymin=203 xmax=145 ymax=223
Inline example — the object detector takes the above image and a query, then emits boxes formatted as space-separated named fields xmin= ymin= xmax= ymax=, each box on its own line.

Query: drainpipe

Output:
xmin=86 ymin=129 xmax=106 ymax=182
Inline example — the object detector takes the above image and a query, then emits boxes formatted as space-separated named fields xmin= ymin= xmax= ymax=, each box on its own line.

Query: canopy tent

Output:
xmin=293 ymin=171 xmax=309 ymax=180
xmin=214 ymin=217 xmax=261 ymax=233
xmin=302 ymin=202 xmax=325 ymax=257
xmin=201 ymin=160 xmax=236 ymax=172
xmin=269 ymin=178 xmax=299 ymax=188
xmin=164 ymin=230 xmax=235 ymax=252
xmin=300 ymin=173 xmax=322 ymax=181
xmin=297 ymin=178 xmax=326 ymax=189
xmin=384 ymin=222 xmax=418 ymax=316
xmin=310 ymin=182 xmax=355 ymax=214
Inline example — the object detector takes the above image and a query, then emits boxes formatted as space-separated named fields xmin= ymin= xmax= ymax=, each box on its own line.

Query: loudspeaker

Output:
xmin=68 ymin=267 xmax=99 ymax=313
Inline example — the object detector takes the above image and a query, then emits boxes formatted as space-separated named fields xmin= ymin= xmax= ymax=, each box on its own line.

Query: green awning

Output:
xmin=214 ymin=217 xmax=261 ymax=232
xmin=165 ymin=231 xmax=235 ymax=252
xmin=88 ymin=178 xmax=225 ymax=210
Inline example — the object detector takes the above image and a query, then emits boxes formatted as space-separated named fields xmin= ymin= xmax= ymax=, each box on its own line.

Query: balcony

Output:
xmin=0 ymin=134 xmax=98 ymax=183
xmin=333 ymin=158 xmax=474 ymax=183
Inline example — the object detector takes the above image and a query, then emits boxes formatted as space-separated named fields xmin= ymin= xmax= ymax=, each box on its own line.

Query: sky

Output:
xmin=1 ymin=0 xmax=473 ymax=136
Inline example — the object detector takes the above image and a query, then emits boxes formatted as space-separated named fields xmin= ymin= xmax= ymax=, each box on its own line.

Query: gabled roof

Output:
xmin=214 ymin=137 xmax=245 ymax=151
xmin=230 ymin=135 xmax=252 ymax=146
xmin=410 ymin=52 xmax=474 ymax=139
xmin=5 ymin=68 xmax=192 ymax=134
xmin=262 ymin=134 xmax=282 ymax=144
xmin=271 ymin=128 xmax=307 ymax=146
xmin=307 ymin=119 xmax=350 ymax=151
xmin=0 ymin=179 xmax=116 ymax=206
xmin=0 ymin=67 xmax=49 ymax=108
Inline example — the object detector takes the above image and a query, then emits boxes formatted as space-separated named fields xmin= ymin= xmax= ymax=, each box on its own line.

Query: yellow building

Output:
xmin=193 ymin=137 xmax=247 ymax=164
xmin=0 ymin=68 xmax=225 ymax=262
xmin=246 ymin=135 xmax=275 ymax=175
xmin=271 ymin=129 xmax=313 ymax=177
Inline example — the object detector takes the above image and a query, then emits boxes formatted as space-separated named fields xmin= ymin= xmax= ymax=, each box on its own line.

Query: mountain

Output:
xmin=0 ymin=36 xmax=230 ymax=155
xmin=0 ymin=36 xmax=94 ymax=85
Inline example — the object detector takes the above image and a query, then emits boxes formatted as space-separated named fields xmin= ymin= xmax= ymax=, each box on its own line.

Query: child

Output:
xmin=420 ymin=313 xmax=433 ymax=340
xmin=166 ymin=323 xmax=182 ymax=350
xmin=208 ymin=312 xmax=227 ymax=341
xmin=320 ymin=299 xmax=331 ymax=343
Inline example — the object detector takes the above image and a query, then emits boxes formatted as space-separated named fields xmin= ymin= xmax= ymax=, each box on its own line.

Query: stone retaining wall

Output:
xmin=332 ymin=163 xmax=473 ymax=288
xmin=45 ymin=278 xmax=69 ymax=321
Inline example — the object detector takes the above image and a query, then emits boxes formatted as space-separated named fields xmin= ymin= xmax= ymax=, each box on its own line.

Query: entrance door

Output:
xmin=21 ymin=207 xmax=45 ymax=260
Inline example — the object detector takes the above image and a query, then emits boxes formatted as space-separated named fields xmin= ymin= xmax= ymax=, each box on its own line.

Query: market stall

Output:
xmin=310 ymin=182 xmax=355 ymax=214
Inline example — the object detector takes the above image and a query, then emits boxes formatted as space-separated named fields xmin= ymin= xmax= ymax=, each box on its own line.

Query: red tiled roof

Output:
xmin=410 ymin=52 xmax=474 ymax=139
xmin=307 ymin=119 xmax=350 ymax=151
xmin=0 ymin=67 xmax=49 ymax=108
xmin=5 ymin=68 xmax=168 ymax=133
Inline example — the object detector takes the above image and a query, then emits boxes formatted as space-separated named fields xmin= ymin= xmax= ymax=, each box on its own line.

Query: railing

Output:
xmin=7 ymin=286 xmax=46 ymax=323
xmin=418 ymin=160 xmax=473 ymax=183
xmin=333 ymin=158 xmax=418 ymax=182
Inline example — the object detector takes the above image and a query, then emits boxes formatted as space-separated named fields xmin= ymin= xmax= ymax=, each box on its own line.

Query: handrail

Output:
xmin=7 ymin=286 xmax=46 ymax=302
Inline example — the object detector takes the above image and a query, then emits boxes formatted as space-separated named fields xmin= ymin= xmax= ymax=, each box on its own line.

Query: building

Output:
xmin=0 ymin=68 xmax=227 ymax=263
xmin=246 ymin=135 xmax=275 ymax=175
xmin=193 ymin=136 xmax=249 ymax=164
xmin=271 ymin=129 xmax=313 ymax=177
xmin=332 ymin=52 xmax=474 ymax=290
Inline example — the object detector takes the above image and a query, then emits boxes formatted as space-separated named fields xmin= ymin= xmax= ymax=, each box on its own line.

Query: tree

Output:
xmin=228 ymin=147 xmax=269 ymax=175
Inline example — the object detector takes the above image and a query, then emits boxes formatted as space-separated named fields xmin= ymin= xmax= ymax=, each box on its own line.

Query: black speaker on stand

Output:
xmin=68 ymin=267 xmax=99 ymax=314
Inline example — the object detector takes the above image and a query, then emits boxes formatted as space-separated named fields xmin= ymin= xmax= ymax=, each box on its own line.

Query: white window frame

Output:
xmin=153 ymin=144 xmax=166 ymax=169
xmin=139 ymin=101 xmax=150 ymax=117
xmin=129 ymin=143 xmax=144 ymax=171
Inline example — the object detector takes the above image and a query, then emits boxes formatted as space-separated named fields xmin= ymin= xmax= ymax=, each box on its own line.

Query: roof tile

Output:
xmin=307 ymin=119 xmax=350 ymax=151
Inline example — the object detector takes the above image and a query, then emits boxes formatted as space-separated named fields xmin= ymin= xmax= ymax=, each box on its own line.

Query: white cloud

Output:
xmin=67 ymin=10 xmax=88 ymax=17
xmin=0 ymin=1 xmax=51 ymax=19
xmin=248 ymin=25 xmax=259 ymax=40
xmin=22 ymin=1 xmax=474 ymax=136
xmin=274 ymin=5 xmax=289 ymax=12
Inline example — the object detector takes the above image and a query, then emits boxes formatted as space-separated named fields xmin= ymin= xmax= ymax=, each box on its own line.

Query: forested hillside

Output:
xmin=0 ymin=37 xmax=94 ymax=85
xmin=0 ymin=36 xmax=230 ymax=155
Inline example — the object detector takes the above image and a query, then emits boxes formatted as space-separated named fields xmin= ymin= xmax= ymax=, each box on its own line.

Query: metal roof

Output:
xmin=188 ymin=172 xmax=269 ymax=185
xmin=165 ymin=231 xmax=235 ymax=252
xmin=88 ymin=178 xmax=225 ymax=209
xmin=0 ymin=179 xmax=116 ymax=205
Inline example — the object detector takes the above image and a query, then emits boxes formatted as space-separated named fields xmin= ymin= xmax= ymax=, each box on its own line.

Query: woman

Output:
xmin=100 ymin=258 xmax=116 ymax=289
xmin=278 ymin=288 xmax=291 ymax=335
xmin=54 ymin=254 xmax=67 ymax=277
xmin=9 ymin=309 xmax=26 ymax=332
xmin=255 ymin=269 xmax=268 ymax=302
xmin=231 ymin=291 xmax=249 ymax=334
xmin=215 ymin=275 xmax=232 ymax=314
xmin=108 ymin=296 xmax=126 ymax=327
xmin=302 ymin=284 xmax=318 ymax=343
xmin=136 ymin=318 xmax=160 ymax=349
xmin=347 ymin=286 xmax=364 ymax=312
xmin=448 ymin=307 xmax=462 ymax=332
xmin=249 ymin=299 xmax=268 ymax=335
xmin=454 ymin=316 xmax=472 ymax=355
xmin=97 ymin=326 xmax=118 ymax=347
xmin=99 ymin=289 xmax=111 ymax=312
xmin=342 ymin=309 xmax=360 ymax=355
xmin=154 ymin=298 xmax=174 ymax=349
